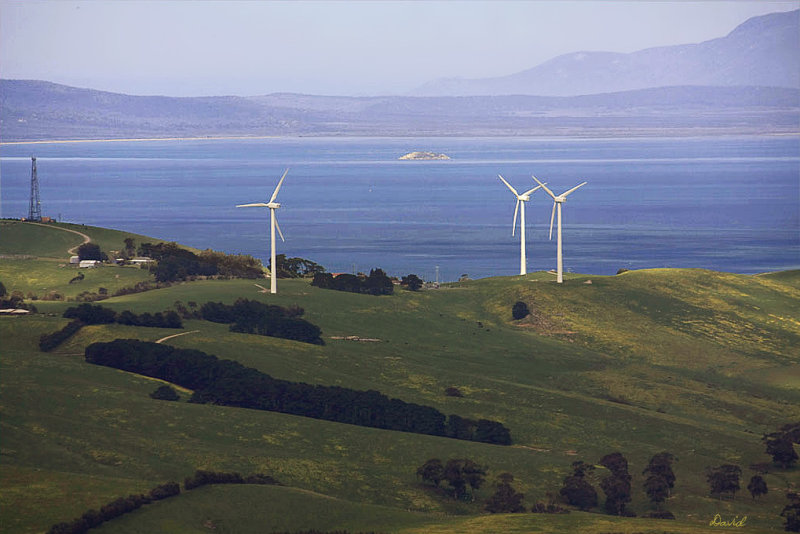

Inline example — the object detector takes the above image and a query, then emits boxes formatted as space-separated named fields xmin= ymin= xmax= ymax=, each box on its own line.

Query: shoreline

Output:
xmin=1 ymin=131 xmax=798 ymax=147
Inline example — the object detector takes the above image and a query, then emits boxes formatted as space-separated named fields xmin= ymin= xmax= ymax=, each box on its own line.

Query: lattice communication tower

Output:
xmin=28 ymin=157 xmax=42 ymax=221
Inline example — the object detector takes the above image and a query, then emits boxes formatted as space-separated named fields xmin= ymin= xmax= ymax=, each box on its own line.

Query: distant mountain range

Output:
xmin=1 ymin=81 xmax=797 ymax=140
xmin=412 ymin=9 xmax=799 ymax=97
xmin=0 ymin=10 xmax=798 ymax=141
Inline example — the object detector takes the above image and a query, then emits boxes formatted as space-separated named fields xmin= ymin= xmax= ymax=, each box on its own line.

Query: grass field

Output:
xmin=1 ymin=222 xmax=799 ymax=533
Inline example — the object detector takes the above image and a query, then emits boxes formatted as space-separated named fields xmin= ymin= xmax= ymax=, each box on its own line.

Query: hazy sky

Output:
xmin=1 ymin=0 xmax=797 ymax=96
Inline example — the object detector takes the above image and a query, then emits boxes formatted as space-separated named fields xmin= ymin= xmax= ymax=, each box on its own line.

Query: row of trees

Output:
xmin=39 ymin=320 xmax=83 ymax=352
xmin=63 ymin=303 xmax=183 ymax=329
xmin=85 ymin=339 xmax=512 ymax=445
xmin=199 ymin=298 xmax=323 ymax=345
xmin=47 ymin=469 xmax=280 ymax=534
xmin=47 ymin=481 xmax=180 ymax=534
xmin=311 ymin=269 xmax=394 ymax=296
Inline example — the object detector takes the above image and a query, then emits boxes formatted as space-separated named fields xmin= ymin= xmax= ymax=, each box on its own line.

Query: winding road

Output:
xmin=24 ymin=221 xmax=92 ymax=255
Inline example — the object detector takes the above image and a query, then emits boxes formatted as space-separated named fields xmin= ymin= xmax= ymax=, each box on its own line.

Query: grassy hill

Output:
xmin=1 ymin=221 xmax=798 ymax=533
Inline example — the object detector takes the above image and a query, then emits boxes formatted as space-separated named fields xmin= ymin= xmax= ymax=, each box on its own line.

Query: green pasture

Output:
xmin=0 ymin=222 xmax=799 ymax=533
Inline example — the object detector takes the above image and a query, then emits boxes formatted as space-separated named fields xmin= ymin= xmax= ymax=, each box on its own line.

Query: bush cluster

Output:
xmin=139 ymin=242 xmax=263 ymax=282
xmin=311 ymin=269 xmax=393 ymax=296
xmin=85 ymin=339 xmax=512 ymax=445
xmin=46 ymin=481 xmax=180 ymax=534
xmin=200 ymin=298 xmax=322 ymax=345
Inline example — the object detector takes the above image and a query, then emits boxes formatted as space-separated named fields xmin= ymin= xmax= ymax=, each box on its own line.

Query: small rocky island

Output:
xmin=398 ymin=151 xmax=451 ymax=160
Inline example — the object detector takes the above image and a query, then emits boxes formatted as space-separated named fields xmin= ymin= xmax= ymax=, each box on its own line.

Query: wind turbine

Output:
xmin=498 ymin=174 xmax=544 ymax=275
xmin=532 ymin=175 xmax=587 ymax=284
xmin=236 ymin=168 xmax=289 ymax=294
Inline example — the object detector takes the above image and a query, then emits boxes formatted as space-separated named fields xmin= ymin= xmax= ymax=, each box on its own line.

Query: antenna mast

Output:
xmin=28 ymin=157 xmax=42 ymax=221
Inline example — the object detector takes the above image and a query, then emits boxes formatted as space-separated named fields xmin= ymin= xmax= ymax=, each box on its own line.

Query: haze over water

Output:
xmin=1 ymin=136 xmax=798 ymax=282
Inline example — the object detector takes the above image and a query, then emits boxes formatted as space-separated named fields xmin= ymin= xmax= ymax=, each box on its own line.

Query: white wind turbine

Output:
xmin=532 ymin=175 xmax=587 ymax=284
xmin=498 ymin=174 xmax=544 ymax=275
xmin=236 ymin=169 xmax=289 ymax=294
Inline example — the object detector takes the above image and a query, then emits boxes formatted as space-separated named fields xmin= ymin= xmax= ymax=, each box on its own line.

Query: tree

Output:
xmin=417 ymin=459 xmax=444 ymax=487
xmin=706 ymin=464 xmax=741 ymax=500
xmin=401 ymin=274 xmax=423 ymax=291
xmin=763 ymin=431 xmax=799 ymax=469
xmin=560 ymin=461 xmax=598 ymax=511
xmin=443 ymin=459 xmax=468 ymax=500
xmin=364 ymin=268 xmax=394 ymax=295
xmin=0 ymin=280 xmax=6 ymax=297
xmin=747 ymin=475 xmax=768 ymax=501
xmin=644 ymin=474 xmax=670 ymax=509
xmin=123 ymin=237 xmax=136 ymax=258
xmin=782 ymin=491 xmax=800 ymax=532
xmin=643 ymin=452 xmax=676 ymax=497
xmin=485 ymin=473 xmax=526 ymax=513
xmin=77 ymin=242 xmax=104 ymax=261
xmin=512 ymin=301 xmax=530 ymax=320
xmin=442 ymin=459 xmax=486 ymax=501
xmin=599 ymin=452 xmax=632 ymax=516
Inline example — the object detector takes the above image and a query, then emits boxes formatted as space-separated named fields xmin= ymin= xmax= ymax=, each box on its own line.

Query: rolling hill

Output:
xmin=1 ymin=221 xmax=799 ymax=533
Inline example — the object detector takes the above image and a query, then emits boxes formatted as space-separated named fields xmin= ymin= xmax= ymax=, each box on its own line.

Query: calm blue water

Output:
xmin=1 ymin=136 xmax=798 ymax=281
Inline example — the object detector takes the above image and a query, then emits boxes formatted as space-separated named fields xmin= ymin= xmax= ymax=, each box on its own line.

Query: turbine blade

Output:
xmin=532 ymin=175 xmax=556 ymax=199
xmin=549 ymin=202 xmax=556 ymax=240
xmin=512 ymin=199 xmax=520 ymax=236
xmin=497 ymin=174 xmax=519 ymax=196
xmin=521 ymin=183 xmax=544 ymax=196
xmin=269 ymin=168 xmax=289 ymax=203
xmin=562 ymin=181 xmax=587 ymax=198
xmin=236 ymin=203 xmax=269 ymax=208
xmin=274 ymin=215 xmax=285 ymax=242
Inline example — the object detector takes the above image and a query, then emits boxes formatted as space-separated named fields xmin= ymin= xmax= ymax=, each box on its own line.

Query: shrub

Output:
xmin=149 ymin=385 xmax=180 ymax=401
xmin=512 ymin=301 xmax=529 ymax=320
xmin=444 ymin=386 xmax=464 ymax=397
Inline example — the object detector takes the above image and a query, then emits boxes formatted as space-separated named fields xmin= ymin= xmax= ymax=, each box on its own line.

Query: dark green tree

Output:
xmin=747 ymin=475 xmax=768 ymax=501
xmin=123 ymin=237 xmax=136 ymax=257
xmin=401 ymin=274 xmax=423 ymax=291
xmin=560 ymin=461 xmax=598 ymax=511
xmin=442 ymin=458 xmax=486 ymax=501
xmin=485 ymin=473 xmax=526 ymax=513
xmin=644 ymin=474 xmax=670 ymax=510
xmin=443 ymin=459 xmax=468 ymax=499
xmin=763 ymin=431 xmax=799 ymax=469
xmin=512 ymin=301 xmax=530 ymax=320
xmin=782 ymin=492 xmax=800 ymax=532
xmin=599 ymin=452 xmax=632 ymax=516
xmin=417 ymin=458 xmax=444 ymax=487
xmin=643 ymin=452 xmax=677 ymax=497
xmin=0 ymin=280 xmax=6 ymax=297
xmin=77 ymin=242 xmax=104 ymax=261
xmin=706 ymin=464 xmax=742 ymax=500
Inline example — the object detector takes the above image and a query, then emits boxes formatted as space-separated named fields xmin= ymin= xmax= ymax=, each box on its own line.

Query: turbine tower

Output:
xmin=236 ymin=169 xmax=289 ymax=294
xmin=498 ymin=174 xmax=543 ymax=275
xmin=28 ymin=157 xmax=42 ymax=222
xmin=532 ymin=175 xmax=587 ymax=284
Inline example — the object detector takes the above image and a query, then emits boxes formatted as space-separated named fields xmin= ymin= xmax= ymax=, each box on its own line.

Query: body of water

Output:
xmin=1 ymin=136 xmax=798 ymax=281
